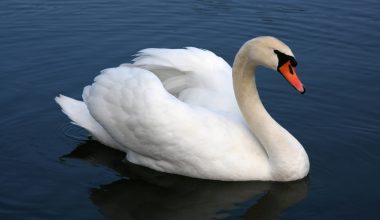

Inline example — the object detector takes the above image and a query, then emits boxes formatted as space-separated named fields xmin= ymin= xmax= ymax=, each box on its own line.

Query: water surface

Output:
xmin=1 ymin=0 xmax=379 ymax=219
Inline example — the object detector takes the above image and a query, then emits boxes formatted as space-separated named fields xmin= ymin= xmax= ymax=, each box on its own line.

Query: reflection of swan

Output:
xmin=56 ymin=36 xmax=309 ymax=181
xmin=64 ymin=141 xmax=309 ymax=220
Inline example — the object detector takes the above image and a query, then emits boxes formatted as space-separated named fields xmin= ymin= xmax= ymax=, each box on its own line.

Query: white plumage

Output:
xmin=56 ymin=37 xmax=309 ymax=181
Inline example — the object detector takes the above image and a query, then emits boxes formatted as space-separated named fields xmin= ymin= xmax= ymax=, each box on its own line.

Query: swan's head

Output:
xmin=247 ymin=36 xmax=305 ymax=94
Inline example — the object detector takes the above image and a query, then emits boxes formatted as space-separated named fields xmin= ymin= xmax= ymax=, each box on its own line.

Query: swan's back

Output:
xmin=126 ymin=47 xmax=238 ymax=113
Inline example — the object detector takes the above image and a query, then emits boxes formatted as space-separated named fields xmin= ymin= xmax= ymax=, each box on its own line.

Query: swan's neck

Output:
xmin=232 ymin=44 xmax=309 ymax=181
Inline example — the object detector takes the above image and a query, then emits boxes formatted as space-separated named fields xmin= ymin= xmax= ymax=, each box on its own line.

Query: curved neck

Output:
xmin=232 ymin=44 xmax=281 ymax=154
xmin=232 ymin=43 xmax=309 ymax=180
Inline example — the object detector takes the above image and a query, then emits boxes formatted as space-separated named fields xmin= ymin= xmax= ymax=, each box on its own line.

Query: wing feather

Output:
xmin=121 ymin=47 xmax=238 ymax=113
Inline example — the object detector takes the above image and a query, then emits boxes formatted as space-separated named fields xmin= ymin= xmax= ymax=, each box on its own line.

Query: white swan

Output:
xmin=56 ymin=36 xmax=309 ymax=181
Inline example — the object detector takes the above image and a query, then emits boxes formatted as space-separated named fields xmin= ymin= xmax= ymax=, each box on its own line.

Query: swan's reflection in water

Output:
xmin=64 ymin=140 xmax=309 ymax=220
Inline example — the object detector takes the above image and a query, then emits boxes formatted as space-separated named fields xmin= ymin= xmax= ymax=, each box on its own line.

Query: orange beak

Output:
xmin=278 ymin=60 xmax=305 ymax=94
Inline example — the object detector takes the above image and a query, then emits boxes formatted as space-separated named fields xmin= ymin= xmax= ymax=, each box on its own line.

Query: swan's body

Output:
xmin=56 ymin=36 xmax=309 ymax=181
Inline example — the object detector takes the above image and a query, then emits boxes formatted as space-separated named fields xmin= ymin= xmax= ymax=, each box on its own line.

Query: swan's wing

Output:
xmin=85 ymin=66 xmax=267 ymax=180
xmin=122 ymin=47 xmax=238 ymax=114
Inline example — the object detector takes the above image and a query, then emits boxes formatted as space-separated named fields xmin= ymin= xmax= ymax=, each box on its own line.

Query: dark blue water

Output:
xmin=1 ymin=0 xmax=379 ymax=219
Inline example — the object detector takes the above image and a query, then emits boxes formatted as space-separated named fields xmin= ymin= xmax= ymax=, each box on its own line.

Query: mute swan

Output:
xmin=56 ymin=36 xmax=309 ymax=181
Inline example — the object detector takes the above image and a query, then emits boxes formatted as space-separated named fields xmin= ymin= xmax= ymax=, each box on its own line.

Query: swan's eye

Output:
xmin=274 ymin=49 xmax=298 ymax=69
xmin=290 ymin=58 xmax=298 ymax=67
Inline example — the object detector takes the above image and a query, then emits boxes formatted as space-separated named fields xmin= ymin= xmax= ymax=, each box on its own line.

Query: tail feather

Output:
xmin=55 ymin=95 xmax=121 ymax=150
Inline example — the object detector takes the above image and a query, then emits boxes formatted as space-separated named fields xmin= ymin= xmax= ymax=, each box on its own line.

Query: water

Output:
xmin=0 ymin=0 xmax=379 ymax=219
